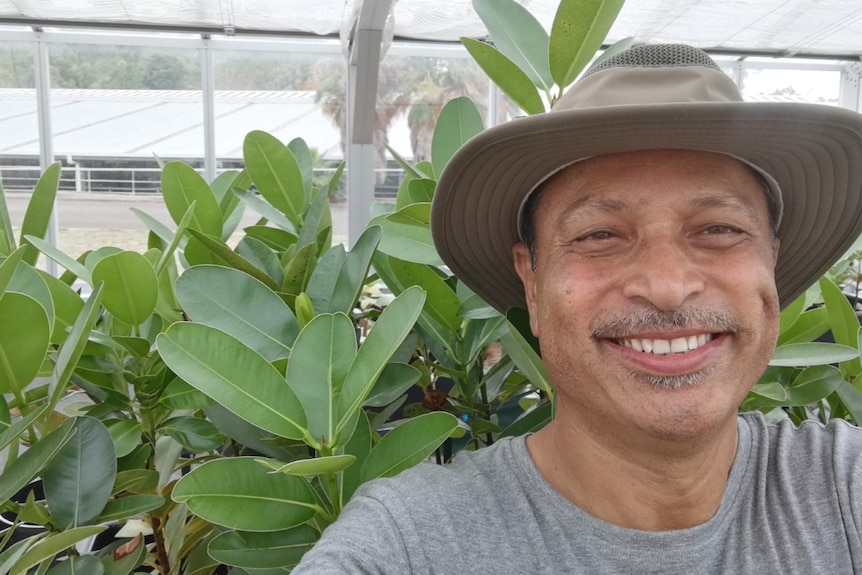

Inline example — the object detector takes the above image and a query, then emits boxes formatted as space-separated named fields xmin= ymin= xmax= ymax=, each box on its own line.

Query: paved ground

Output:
xmin=5 ymin=191 xmax=349 ymax=258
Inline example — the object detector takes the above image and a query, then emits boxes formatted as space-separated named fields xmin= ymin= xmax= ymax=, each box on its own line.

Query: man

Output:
xmin=294 ymin=44 xmax=862 ymax=573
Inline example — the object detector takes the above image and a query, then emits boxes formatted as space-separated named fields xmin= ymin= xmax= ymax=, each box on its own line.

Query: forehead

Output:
xmin=532 ymin=149 xmax=771 ymax=222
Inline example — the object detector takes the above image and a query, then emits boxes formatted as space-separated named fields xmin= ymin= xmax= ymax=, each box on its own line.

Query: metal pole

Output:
xmin=201 ymin=38 xmax=217 ymax=183
xmin=34 ymin=32 xmax=60 ymax=276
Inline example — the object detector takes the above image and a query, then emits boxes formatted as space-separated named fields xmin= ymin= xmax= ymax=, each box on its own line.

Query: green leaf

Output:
xmin=96 ymin=494 xmax=165 ymax=523
xmin=161 ymin=161 xmax=223 ymax=237
xmin=306 ymin=226 xmax=381 ymax=315
xmin=431 ymin=97 xmax=485 ymax=179
xmin=0 ymin=246 xmax=27 ymax=296
xmin=297 ymin=187 xmax=331 ymax=251
xmin=748 ymin=381 xmax=788 ymax=403
xmin=406 ymin=178 xmax=436 ymax=206
xmin=154 ymin=200 xmax=197 ymax=276
xmin=8 ymin=262 xmax=54 ymax=333
xmin=244 ymin=226 xmax=299 ymax=252
xmin=37 ymin=269 xmax=84 ymax=345
xmin=159 ymin=376 xmax=216 ymax=410
xmin=0 ymin=292 xmax=50 ymax=396
xmin=207 ymin=525 xmax=319 ymax=569
xmin=282 ymin=242 xmax=317 ymax=300
xmin=113 ymin=469 xmax=159 ymax=494
xmin=172 ymin=457 xmax=318 ymax=532
xmin=461 ymin=38 xmax=545 ymax=115
xmin=836 ymin=381 xmax=862 ymax=423
xmin=232 ymin=188 xmax=297 ymax=234
xmin=288 ymin=137 xmax=314 ymax=201
xmin=0 ymin=178 xmax=15 ymax=255
xmin=589 ymin=36 xmax=635 ymax=68
xmin=820 ymin=276 xmax=862 ymax=374
xmin=777 ymin=306 xmax=829 ymax=346
xmin=237 ymin=236 xmax=285 ymax=286
xmin=43 ymin=416 xmax=116 ymax=529
xmin=549 ymin=0 xmax=625 ymax=87
xmin=386 ymin=144 xmax=430 ymax=180
xmin=0 ymin=418 xmax=76 ymax=503
xmin=104 ymin=419 xmax=143 ymax=458
xmin=49 ymin=283 xmax=103 ymax=408
xmin=0 ymin=405 xmax=47 ymax=452
xmin=500 ymin=315 xmax=554 ymax=399
xmin=19 ymin=163 xmax=60 ymax=266
xmin=157 ymin=322 xmax=309 ymax=441
xmin=46 ymin=554 xmax=105 ymax=575
xmin=256 ymin=454 xmax=356 ymax=477
xmin=176 ymin=265 xmax=298 ymax=361
xmin=500 ymin=400 xmax=553 ymax=437
xmin=364 ymin=363 xmax=421 ymax=408
xmin=244 ymin=131 xmax=305 ymax=227
xmin=472 ymin=0 xmax=553 ymax=90
xmin=784 ymin=365 xmax=844 ymax=405
xmin=337 ymin=287 xmax=426 ymax=437
xmin=360 ymin=412 xmax=458 ymax=482
xmin=21 ymin=235 xmax=91 ymax=284
xmin=769 ymin=342 xmax=860 ymax=367
xmin=185 ymin=228 xmax=282 ymax=292
xmin=371 ymin=203 xmax=444 ymax=266
xmin=161 ymin=416 xmax=226 ymax=453
xmin=11 ymin=526 xmax=106 ymax=575
xmin=286 ymin=313 xmax=356 ymax=447
xmin=91 ymin=251 xmax=158 ymax=326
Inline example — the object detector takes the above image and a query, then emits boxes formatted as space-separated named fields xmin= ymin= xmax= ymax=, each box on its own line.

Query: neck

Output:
xmin=527 ymin=413 xmax=739 ymax=531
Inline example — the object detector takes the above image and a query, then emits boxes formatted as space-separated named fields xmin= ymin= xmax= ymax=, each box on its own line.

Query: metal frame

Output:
xmin=2 ymin=20 xmax=860 ymax=252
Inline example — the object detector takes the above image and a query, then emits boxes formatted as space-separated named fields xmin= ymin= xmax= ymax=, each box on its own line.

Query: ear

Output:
xmin=512 ymin=242 xmax=541 ymax=337
xmin=771 ymin=236 xmax=780 ymax=265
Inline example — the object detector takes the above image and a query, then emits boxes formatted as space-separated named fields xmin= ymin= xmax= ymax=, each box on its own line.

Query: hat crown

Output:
xmin=553 ymin=44 xmax=743 ymax=112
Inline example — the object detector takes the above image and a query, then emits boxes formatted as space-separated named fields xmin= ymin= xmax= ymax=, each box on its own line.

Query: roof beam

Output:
xmin=347 ymin=0 xmax=393 ymax=144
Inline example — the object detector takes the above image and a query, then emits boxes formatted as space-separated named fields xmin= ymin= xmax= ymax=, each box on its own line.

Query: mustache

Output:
xmin=591 ymin=307 xmax=741 ymax=339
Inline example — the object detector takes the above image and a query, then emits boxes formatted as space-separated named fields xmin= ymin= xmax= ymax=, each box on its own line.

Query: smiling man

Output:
xmin=294 ymin=44 xmax=862 ymax=573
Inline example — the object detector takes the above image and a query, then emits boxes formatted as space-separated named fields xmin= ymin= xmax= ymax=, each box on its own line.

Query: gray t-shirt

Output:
xmin=293 ymin=412 xmax=862 ymax=574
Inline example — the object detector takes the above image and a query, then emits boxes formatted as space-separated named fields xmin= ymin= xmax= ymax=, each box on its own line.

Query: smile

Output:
xmin=617 ymin=334 xmax=713 ymax=355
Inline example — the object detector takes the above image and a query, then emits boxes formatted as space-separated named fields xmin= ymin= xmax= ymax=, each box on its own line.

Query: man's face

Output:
xmin=512 ymin=150 xmax=781 ymax=442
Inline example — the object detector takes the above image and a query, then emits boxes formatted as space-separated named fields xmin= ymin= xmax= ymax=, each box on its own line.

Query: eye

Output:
xmin=702 ymin=224 xmax=739 ymax=235
xmin=577 ymin=229 xmax=617 ymax=242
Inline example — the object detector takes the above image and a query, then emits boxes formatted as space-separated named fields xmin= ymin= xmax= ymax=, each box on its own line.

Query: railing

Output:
xmin=0 ymin=163 xmax=400 ymax=198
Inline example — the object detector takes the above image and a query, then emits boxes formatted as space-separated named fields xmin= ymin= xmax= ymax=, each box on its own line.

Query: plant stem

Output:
xmin=151 ymin=516 xmax=171 ymax=575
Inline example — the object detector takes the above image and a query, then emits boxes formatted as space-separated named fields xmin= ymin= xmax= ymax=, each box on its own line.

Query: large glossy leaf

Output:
xmin=769 ymin=342 xmax=859 ymax=367
xmin=244 ymin=131 xmax=305 ymax=227
xmin=364 ymin=363 xmax=421 ymax=408
xmin=336 ymin=287 xmax=426 ymax=438
xmin=0 ymin=418 xmax=76 ymax=504
xmin=340 ymin=409 xmax=371 ymax=502
xmin=48 ymin=283 xmax=103 ymax=408
xmin=0 ymin=404 xmax=47 ymax=452
xmin=500 ymin=400 xmax=554 ymax=437
xmin=472 ymin=0 xmax=552 ymax=90
xmin=172 ymin=458 xmax=318 ymax=532
xmin=43 ymin=416 xmax=116 ymax=529
xmin=161 ymin=161 xmax=223 ymax=237
xmin=37 ymin=269 xmax=84 ymax=345
xmin=212 ymin=169 xmax=246 ymax=239
xmin=232 ymin=188 xmax=297 ymax=233
xmin=46 ymin=554 xmax=105 ymax=575
xmin=160 ymin=416 xmax=225 ymax=453
xmin=836 ymin=381 xmax=862 ymax=422
xmin=22 ymin=236 xmax=91 ymax=284
xmin=282 ymin=242 xmax=317 ymax=299
xmin=549 ymin=0 xmax=626 ymax=87
xmin=820 ymin=276 xmax=862 ymax=374
xmin=8 ymin=262 xmax=54 ymax=333
xmin=0 ymin=178 xmax=14 ymax=255
xmin=157 ymin=322 xmax=309 ymax=441
xmin=256 ymin=454 xmax=356 ymax=477
xmin=360 ymin=412 xmax=458 ymax=482
xmin=91 ymin=251 xmax=158 ymax=326
xmin=461 ymin=38 xmax=544 ymax=115
xmin=0 ymin=292 xmax=50 ymax=396
xmin=431 ymin=97 xmax=485 ymax=179
xmin=285 ymin=313 xmax=356 ymax=447
xmin=185 ymin=228 xmax=282 ymax=292
xmin=176 ymin=265 xmax=298 ymax=361
xmin=306 ymin=225 xmax=381 ymax=315
xmin=0 ymin=246 xmax=26 ymax=296
xmin=104 ymin=419 xmax=143 ymax=458
xmin=96 ymin=494 xmax=164 ymax=523
xmin=783 ymin=365 xmax=844 ymax=406
xmin=371 ymin=203 xmax=444 ymax=266
xmin=11 ymin=526 xmax=105 ymax=575
xmin=501 ymin=312 xmax=554 ymax=399
xmin=208 ymin=525 xmax=319 ymax=569
xmin=776 ymin=306 xmax=829 ymax=346
xmin=19 ymin=162 xmax=60 ymax=267
xmin=288 ymin=137 xmax=314 ymax=200
xmin=237 ymin=236 xmax=285 ymax=285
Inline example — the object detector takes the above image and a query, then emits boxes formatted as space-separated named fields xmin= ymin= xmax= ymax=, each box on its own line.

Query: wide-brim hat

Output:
xmin=431 ymin=44 xmax=862 ymax=313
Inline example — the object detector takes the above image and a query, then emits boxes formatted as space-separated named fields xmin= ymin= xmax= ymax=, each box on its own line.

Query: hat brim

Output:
xmin=432 ymin=102 xmax=862 ymax=313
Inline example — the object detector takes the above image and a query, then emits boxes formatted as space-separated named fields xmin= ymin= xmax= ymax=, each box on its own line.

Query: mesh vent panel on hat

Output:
xmin=585 ymin=44 xmax=722 ymax=78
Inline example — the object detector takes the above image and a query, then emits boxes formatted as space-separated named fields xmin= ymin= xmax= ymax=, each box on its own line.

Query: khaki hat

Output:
xmin=432 ymin=44 xmax=862 ymax=313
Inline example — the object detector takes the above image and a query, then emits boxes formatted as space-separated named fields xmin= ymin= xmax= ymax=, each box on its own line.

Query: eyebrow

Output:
xmin=688 ymin=195 xmax=764 ymax=223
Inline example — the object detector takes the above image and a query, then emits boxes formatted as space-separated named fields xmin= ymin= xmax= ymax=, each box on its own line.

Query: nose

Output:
xmin=620 ymin=238 xmax=706 ymax=311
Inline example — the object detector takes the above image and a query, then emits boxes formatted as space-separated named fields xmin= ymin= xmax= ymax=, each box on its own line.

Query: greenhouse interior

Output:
xmin=2 ymin=0 xmax=861 ymax=255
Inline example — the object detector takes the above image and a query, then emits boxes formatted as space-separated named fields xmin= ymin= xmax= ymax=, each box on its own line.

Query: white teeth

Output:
xmin=618 ymin=334 xmax=713 ymax=355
